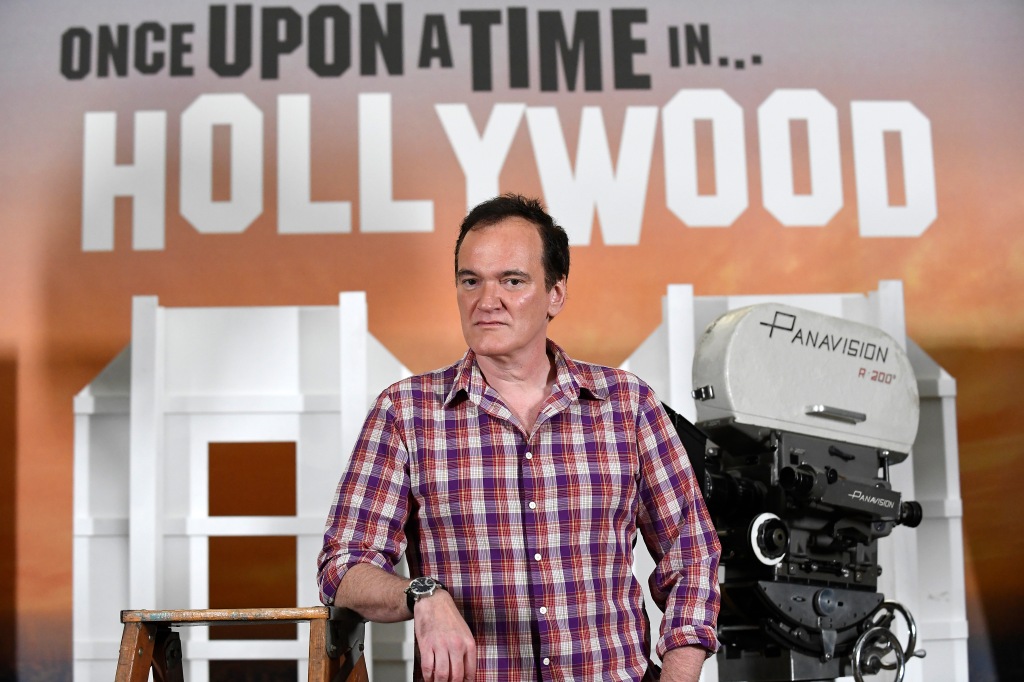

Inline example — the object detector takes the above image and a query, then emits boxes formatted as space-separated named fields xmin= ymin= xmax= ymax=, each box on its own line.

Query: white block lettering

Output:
xmin=180 ymin=94 xmax=264 ymax=234
xmin=852 ymin=101 xmax=937 ymax=237
xmin=436 ymin=103 xmax=525 ymax=212
xmin=358 ymin=93 xmax=434 ymax=232
xmin=663 ymin=89 xmax=748 ymax=227
xmin=82 ymin=111 xmax=167 ymax=251
xmin=278 ymin=94 xmax=351 ymax=234
xmin=759 ymin=89 xmax=843 ymax=226
xmin=526 ymin=105 xmax=657 ymax=245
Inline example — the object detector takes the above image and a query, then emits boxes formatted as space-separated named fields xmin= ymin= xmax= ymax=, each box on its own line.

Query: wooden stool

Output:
xmin=114 ymin=606 xmax=367 ymax=682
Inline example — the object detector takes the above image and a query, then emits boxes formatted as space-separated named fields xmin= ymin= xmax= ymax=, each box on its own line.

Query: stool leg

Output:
xmin=307 ymin=618 xmax=331 ymax=682
xmin=348 ymin=658 xmax=369 ymax=682
xmin=308 ymin=617 xmax=369 ymax=682
xmin=114 ymin=622 xmax=157 ymax=682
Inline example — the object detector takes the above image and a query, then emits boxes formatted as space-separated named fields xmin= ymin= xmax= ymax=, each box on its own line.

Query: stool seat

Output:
xmin=114 ymin=606 xmax=367 ymax=682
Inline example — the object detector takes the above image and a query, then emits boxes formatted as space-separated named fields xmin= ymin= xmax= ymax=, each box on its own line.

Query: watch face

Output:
xmin=409 ymin=577 xmax=438 ymax=597
xmin=406 ymin=576 xmax=446 ymax=612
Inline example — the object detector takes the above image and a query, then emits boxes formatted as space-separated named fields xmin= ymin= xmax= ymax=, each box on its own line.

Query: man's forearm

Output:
xmin=337 ymin=564 xmax=478 ymax=682
xmin=659 ymin=646 xmax=708 ymax=682
xmin=334 ymin=563 xmax=412 ymax=623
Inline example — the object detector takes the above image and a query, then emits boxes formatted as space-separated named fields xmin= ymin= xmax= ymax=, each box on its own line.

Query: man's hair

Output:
xmin=454 ymin=194 xmax=570 ymax=291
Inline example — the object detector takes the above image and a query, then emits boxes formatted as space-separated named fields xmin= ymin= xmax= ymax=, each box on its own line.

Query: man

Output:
xmin=318 ymin=195 xmax=720 ymax=681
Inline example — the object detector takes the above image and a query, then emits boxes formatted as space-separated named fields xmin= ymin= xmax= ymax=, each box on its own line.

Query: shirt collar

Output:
xmin=443 ymin=340 xmax=608 ymax=407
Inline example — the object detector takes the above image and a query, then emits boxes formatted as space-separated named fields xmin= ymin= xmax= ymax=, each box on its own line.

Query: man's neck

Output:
xmin=475 ymin=341 xmax=553 ymax=391
xmin=475 ymin=342 xmax=557 ymax=430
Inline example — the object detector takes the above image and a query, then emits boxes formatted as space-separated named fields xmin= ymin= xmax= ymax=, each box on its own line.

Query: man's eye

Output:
xmin=461 ymin=278 xmax=477 ymax=287
xmin=506 ymin=279 xmax=523 ymax=286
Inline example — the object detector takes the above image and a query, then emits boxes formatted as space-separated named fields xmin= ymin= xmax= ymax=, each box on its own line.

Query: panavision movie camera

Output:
xmin=667 ymin=304 xmax=925 ymax=682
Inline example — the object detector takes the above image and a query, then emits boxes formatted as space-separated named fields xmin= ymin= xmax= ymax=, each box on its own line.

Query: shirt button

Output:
xmin=525 ymin=452 xmax=533 ymax=460
xmin=539 ymin=606 xmax=547 ymax=615
xmin=543 ymin=657 xmax=551 ymax=666
xmin=528 ymin=501 xmax=537 ymax=510
xmin=534 ymin=553 xmax=542 ymax=561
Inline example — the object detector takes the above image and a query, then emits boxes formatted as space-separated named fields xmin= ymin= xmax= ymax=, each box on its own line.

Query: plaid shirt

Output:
xmin=318 ymin=341 xmax=720 ymax=681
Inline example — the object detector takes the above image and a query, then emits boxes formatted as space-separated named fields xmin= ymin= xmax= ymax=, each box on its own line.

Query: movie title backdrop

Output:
xmin=0 ymin=1 xmax=1021 ymax=679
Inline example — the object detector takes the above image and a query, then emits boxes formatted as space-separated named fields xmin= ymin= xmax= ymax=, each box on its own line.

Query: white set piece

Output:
xmin=73 ymin=293 xmax=413 ymax=681
xmin=622 ymin=280 xmax=967 ymax=682
xmin=74 ymin=283 xmax=967 ymax=682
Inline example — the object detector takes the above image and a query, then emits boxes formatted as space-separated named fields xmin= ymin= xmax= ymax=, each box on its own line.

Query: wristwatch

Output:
xmin=405 ymin=576 xmax=446 ymax=613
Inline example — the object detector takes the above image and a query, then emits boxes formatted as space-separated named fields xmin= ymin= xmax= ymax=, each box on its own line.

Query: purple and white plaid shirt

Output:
xmin=318 ymin=341 xmax=720 ymax=680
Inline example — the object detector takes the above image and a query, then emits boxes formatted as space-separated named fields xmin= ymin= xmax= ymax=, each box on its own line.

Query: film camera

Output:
xmin=668 ymin=304 xmax=925 ymax=681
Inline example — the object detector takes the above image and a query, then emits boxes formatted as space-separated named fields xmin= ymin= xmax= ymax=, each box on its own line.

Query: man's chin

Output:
xmin=471 ymin=342 xmax=508 ymax=358
xmin=467 ymin=334 xmax=513 ymax=358
xmin=468 ymin=327 xmax=504 ymax=340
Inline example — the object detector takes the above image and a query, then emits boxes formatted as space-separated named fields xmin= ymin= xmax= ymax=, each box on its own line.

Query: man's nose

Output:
xmin=478 ymin=282 xmax=502 ymax=310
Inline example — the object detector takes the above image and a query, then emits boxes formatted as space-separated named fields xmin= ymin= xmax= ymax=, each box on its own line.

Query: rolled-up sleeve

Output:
xmin=634 ymin=384 xmax=721 ymax=657
xmin=317 ymin=391 xmax=411 ymax=605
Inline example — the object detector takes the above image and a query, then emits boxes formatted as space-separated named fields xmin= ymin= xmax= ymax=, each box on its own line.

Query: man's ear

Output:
xmin=547 ymin=279 xmax=567 ymax=319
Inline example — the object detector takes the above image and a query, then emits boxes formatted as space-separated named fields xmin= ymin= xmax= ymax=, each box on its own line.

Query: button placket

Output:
xmin=524 ymin=438 xmax=554 ymax=675
xmin=525 ymin=447 xmax=544 ymax=574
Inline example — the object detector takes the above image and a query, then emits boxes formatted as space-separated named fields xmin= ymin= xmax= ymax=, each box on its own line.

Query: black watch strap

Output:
xmin=405 ymin=589 xmax=416 ymax=614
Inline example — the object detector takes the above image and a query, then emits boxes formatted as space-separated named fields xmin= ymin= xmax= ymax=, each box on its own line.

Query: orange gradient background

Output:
xmin=1 ymin=1 xmax=1022 ymax=679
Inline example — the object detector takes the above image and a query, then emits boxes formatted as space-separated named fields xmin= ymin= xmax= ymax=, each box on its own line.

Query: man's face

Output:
xmin=456 ymin=217 xmax=566 ymax=362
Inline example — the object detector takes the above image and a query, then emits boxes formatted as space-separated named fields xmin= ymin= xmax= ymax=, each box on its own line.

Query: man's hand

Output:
xmin=659 ymin=646 xmax=707 ymax=682
xmin=413 ymin=590 xmax=477 ymax=682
